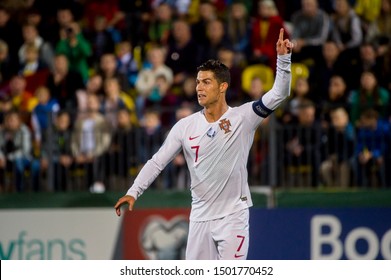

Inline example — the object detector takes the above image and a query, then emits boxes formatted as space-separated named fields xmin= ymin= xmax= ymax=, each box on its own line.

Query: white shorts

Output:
xmin=185 ymin=208 xmax=250 ymax=260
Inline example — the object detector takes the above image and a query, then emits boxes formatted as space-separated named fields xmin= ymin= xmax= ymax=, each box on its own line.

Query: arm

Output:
xmin=253 ymin=28 xmax=292 ymax=117
xmin=114 ymin=121 xmax=183 ymax=216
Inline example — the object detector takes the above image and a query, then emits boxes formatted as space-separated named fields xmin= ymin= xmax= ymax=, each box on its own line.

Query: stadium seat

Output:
xmin=241 ymin=64 xmax=274 ymax=93
xmin=291 ymin=63 xmax=310 ymax=90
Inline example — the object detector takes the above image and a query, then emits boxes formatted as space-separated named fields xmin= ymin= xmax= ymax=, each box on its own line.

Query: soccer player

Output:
xmin=114 ymin=28 xmax=293 ymax=260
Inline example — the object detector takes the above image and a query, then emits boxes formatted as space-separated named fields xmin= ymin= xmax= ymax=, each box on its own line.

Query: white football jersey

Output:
xmin=126 ymin=54 xmax=292 ymax=221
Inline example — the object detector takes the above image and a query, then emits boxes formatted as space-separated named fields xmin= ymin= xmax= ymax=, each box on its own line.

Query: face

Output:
xmin=148 ymin=48 xmax=164 ymax=66
xmin=302 ymin=0 xmax=318 ymax=16
xmin=196 ymin=71 xmax=226 ymax=107
xmin=86 ymin=75 xmax=103 ymax=93
xmin=360 ymin=72 xmax=377 ymax=91
xmin=295 ymin=77 xmax=309 ymax=97
xmin=25 ymin=48 xmax=39 ymax=62
xmin=298 ymin=105 xmax=315 ymax=125
xmin=54 ymin=55 xmax=69 ymax=73
xmin=232 ymin=3 xmax=246 ymax=19
xmin=323 ymin=42 xmax=339 ymax=61
xmin=9 ymin=76 xmax=26 ymax=93
xmin=117 ymin=110 xmax=130 ymax=127
xmin=36 ymin=87 xmax=50 ymax=103
xmin=334 ymin=0 xmax=350 ymax=14
xmin=104 ymin=79 xmax=120 ymax=96
xmin=5 ymin=113 xmax=21 ymax=131
xmin=56 ymin=113 xmax=70 ymax=131
xmin=100 ymin=54 xmax=117 ymax=72
xmin=22 ymin=25 xmax=38 ymax=42
xmin=156 ymin=3 xmax=172 ymax=21
xmin=87 ymin=95 xmax=101 ymax=112
xmin=249 ymin=77 xmax=264 ymax=99
xmin=330 ymin=108 xmax=349 ymax=129
xmin=329 ymin=76 xmax=346 ymax=99
xmin=207 ymin=20 xmax=224 ymax=42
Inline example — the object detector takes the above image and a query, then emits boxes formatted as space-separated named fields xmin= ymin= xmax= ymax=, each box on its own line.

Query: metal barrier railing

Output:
xmin=1 ymin=110 xmax=390 ymax=192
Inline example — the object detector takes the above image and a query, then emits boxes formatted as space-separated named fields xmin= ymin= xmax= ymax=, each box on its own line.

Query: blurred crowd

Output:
xmin=0 ymin=0 xmax=390 ymax=192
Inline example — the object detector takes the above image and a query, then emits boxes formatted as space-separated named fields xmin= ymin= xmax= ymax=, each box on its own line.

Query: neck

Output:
xmin=203 ymin=101 xmax=228 ymax=122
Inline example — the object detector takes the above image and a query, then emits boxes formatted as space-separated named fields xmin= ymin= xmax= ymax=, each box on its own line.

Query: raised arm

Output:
xmin=253 ymin=28 xmax=293 ymax=117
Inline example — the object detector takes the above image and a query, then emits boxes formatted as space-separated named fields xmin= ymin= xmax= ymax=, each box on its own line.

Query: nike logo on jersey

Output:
xmin=189 ymin=135 xmax=200 ymax=140
xmin=234 ymin=254 xmax=244 ymax=258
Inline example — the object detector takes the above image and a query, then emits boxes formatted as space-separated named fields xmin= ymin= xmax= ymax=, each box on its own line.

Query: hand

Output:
xmin=114 ymin=195 xmax=136 ymax=216
xmin=276 ymin=28 xmax=293 ymax=55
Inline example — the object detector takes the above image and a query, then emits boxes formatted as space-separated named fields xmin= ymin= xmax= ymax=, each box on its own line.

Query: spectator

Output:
xmin=71 ymin=94 xmax=112 ymax=193
xmin=250 ymin=0 xmax=288 ymax=69
xmin=343 ymin=43 xmax=384 ymax=90
xmin=98 ymin=52 xmax=130 ymax=92
xmin=366 ymin=0 xmax=391 ymax=48
xmin=31 ymin=86 xmax=60 ymax=147
xmin=191 ymin=0 xmax=217 ymax=44
xmin=75 ymin=74 xmax=104 ymax=120
xmin=115 ymin=40 xmax=139 ymax=88
xmin=144 ymin=74 xmax=180 ymax=128
xmin=320 ymin=75 xmax=350 ymax=122
xmin=0 ymin=40 xmax=17 ymax=87
xmin=138 ymin=109 xmax=164 ymax=189
xmin=18 ymin=44 xmax=48 ymax=78
xmin=150 ymin=0 xmax=192 ymax=19
xmin=0 ymin=110 xmax=40 ymax=192
xmin=0 ymin=6 xmax=23 ymax=66
xmin=7 ymin=75 xmax=38 ymax=123
xmin=0 ymin=95 xmax=12 ymax=124
xmin=55 ymin=21 xmax=92 ymax=82
xmin=101 ymin=77 xmax=138 ymax=129
xmin=40 ymin=110 xmax=73 ymax=192
xmin=179 ymin=75 xmax=199 ymax=108
xmin=19 ymin=23 xmax=55 ymax=72
xmin=348 ymin=70 xmax=390 ymax=125
xmin=280 ymin=76 xmax=313 ymax=125
xmin=217 ymin=47 xmax=243 ymax=103
xmin=165 ymin=19 xmax=200 ymax=87
xmin=282 ymin=99 xmax=323 ymax=187
xmin=85 ymin=14 xmax=116 ymax=69
xmin=118 ymin=0 xmax=151 ymax=46
xmin=107 ymin=108 xmax=139 ymax=190
xmin=46 ymin=54 xmax=85 ymax=112
xmin=199 ymin=19 xmax=232 ymax=63
xmin=136 ymin=45 xmax=173 ymax=117
xmin=331 ymin=0 xmax=363 ymax=54
xmin=290 ymin=0 xmax=331 ymax=63
xmin=148 ymin=2 xmax=174 ymax=46
xmin=310 ymin=40 xmax=345 ymax=98
xmin=320 ymin=106 xmax=355 ymax=188
xmin=354 ymin=0 xmax=382 ymax=33
xmin=352 ymin=109 xmax=391 ymax=187
xmin=83 ymin=0 xmax=125 ymax=33
xmin=170 ymin=105 xmax=194 ymax=190
xmin=225 ymin=1 xmax=251 ymax=63
xmin=47 ymin=6 xmax=76 ymax=47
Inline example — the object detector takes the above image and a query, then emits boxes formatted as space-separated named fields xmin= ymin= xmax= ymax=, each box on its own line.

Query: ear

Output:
xmin=219 ymin=82 xmax=228 ymax=93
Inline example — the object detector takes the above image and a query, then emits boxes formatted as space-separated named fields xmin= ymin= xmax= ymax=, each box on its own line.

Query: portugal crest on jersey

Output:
xmin=219 ymin=118 xmax=231 ymax=134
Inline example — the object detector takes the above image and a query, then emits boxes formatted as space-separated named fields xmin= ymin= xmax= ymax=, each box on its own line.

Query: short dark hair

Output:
xmin=197 ymin=59 xmax=230 ymax=86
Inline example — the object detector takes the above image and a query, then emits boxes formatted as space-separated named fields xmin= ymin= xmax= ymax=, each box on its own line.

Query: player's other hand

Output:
xmin=114 ymin=195 xmax=136 ymax=216
xmin=276 ymin=28 xmax=293 ymax=55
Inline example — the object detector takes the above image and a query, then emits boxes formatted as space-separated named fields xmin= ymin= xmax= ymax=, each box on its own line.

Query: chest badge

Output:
xmin=219 ymin=118 xmax=232 ymax=134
